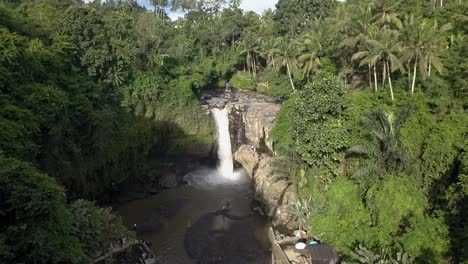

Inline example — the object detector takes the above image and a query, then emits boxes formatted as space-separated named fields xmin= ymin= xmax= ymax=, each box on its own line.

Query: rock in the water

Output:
xmin=159 ymin=172 xmax=178 ymax=189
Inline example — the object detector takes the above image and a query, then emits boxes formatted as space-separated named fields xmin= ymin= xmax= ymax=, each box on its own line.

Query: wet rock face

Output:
xmin=202 ymin=89 xmax=280 ymax=154
xmin=204 ymin=89 xmax=296 ymax=232
xmin=234 ymin=146 xmax=299 ymax=233
xmin=229 ymin=91 xmax=280 ymax=153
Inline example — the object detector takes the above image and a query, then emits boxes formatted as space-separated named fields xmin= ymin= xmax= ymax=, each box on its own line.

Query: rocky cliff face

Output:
xmin=234 ymin=146 xmax=298 ymax=232
xmin=202 ymin=90 xmax=298 ymax=233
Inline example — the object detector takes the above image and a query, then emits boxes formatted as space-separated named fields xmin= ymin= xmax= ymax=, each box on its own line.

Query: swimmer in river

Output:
xmin=222 ymin=201 xmax=232 ymax=210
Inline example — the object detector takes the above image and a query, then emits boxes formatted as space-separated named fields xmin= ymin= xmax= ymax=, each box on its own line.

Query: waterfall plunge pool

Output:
xmin=117 ymin=106 xmax=271 ymax=263
xmin=117 ymin=167 xmax=271 ymax=263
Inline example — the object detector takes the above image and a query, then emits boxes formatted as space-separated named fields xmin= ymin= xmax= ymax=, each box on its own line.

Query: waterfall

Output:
xmin=212 ymin=108 xmax=234 ymax=179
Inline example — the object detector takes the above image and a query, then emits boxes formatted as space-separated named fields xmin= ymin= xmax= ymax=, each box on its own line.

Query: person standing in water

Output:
xmin=225 ymin=82 xmax=232 ymax=92
xmin=222 ymin=201 xmax=232 ymax=211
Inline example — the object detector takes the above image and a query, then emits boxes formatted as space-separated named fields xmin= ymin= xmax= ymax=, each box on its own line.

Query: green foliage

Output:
xmin=347 ymin=110 xmax=408 ymax=181
xmin=60 ymin=5 xmax=111 ymax=81
xmin=369 ymin=176 xmax=427 ymax=247
xmin=399 ymin=96 xmax=468 ymax=188
xmin=289 ymin=197 xmax=313 ymax=231
xmin=261 ymin=70 xmax=293 ymax=100
xmin=419 ymin=111 xmax=467 ymax=186
xmin=274 ymin=0 xmax=336 ymax=35
xmin=399 ymin=214 xmax=449 ymax=262
xmin=348 ymin=244 xmax=415 ymax=264
xmin=290 ymin=73 xmax=348 ymax=165
xmin=230 ymin=71 xmax=257 ymax=90
xmin=1 ymin=0 xmax=467 ymax=263
xmin=69 ymin=200 xmax=134 ymax=258
xmin=0 ymin=156 xmax=85 ymax=264
xmin=312 ymin=175 xmax=450 ymax=261
xmin=346 ymin=90 xmax=383 ymax=146
xmin=312 ymin=178 xmax=371 ymax=253
xmin=271 ymin=99 xmax=294 ymax=149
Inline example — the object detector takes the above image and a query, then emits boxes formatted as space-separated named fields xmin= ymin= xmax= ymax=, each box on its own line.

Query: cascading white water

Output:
xmin=212 ymin=108 xmax=234 ymax=179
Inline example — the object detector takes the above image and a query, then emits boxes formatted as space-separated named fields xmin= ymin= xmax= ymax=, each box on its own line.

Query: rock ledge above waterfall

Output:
xmin=203 ymin=89 xmax=281 ymax=153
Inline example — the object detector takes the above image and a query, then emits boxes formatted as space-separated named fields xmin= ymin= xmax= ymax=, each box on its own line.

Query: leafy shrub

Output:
xmin=271 ymin=99 xmax=294 ymax=149
xmin=262 ymin=70 xmax=293 ymax=100
xmin=312 ymin=177 xmax=371 ymax=253
xmin=290 ymin=73 xmax=348 ymax=165
xmin=230 ymin=71 xmax=257 ymax=90
xmin=348 ymin=244 xmax=415 ymax=264
xmin=0 ymin=156 xmax=85 ymax=263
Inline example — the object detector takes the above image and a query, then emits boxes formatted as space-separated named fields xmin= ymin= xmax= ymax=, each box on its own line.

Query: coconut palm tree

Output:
xmin=338 ymin=2 xmax=375 ymax=89
xmin=150 ymin=0 xmax=168 ymax=17
xmin=400 ymin=17 xmax=452 ymax=93
xmin=298 ymin=32 xmax=322 ymax=78
xmin=347 ymin=110 xmax=408 ymax=180
xmin=261 ymin=37 xmax=277 ymax=69
xmin=229 ymin=0 xmax=242 ymax=8
xmin=338 ymin=2 xmax=373 ymax=49
xmin=238 ymin=31 xmax=260 ymax=76
xmin=353 ymin=29 xmax=403 ymax=101
xmin=420 ymin=20 xmax=452 ymax=79
xmin=371 ymin=0 xmax=402 ymax=29
xmin=271 ymin=37 xmax=299 ymax=92
xmin=400 ymin=15 xmax=422 ymax=93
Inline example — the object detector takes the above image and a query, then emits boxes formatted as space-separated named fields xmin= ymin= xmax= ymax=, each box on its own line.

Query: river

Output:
xmin=117 ymin=167 xmax=271 ymax=263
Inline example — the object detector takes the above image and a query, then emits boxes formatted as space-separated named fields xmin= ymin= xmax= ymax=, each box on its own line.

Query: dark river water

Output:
xmin=118 ymin=167 xmax=271 ymax=264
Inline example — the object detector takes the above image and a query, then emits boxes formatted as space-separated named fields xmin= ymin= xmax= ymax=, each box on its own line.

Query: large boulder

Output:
xmin=233 ymin=145 xmax=259 ymax=177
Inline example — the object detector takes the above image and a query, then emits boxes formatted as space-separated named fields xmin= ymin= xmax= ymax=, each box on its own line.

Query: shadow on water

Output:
xmin=185 ymin=209 xmax=269 ymax=264
xmin=118 ymin=168 xmax=271 ymax=264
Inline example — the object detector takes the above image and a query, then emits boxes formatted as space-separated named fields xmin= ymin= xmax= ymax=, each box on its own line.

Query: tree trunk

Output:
xmin=253 ymin=55 xmax=257 ymax=77
xmin=382 ymin=60 xmax=387 ymax=88
xmin=411 ymin=61 xmax=417 ymax=94
xmin=286 ymin=63 xmax=296 ymax=92
xmin=386 ymin=61 xmax=394 ymax=101
xmin=368 ymin=64 xmax=372 ymax=90
xmin=407 ymin=64 xmax=411 ymax=91
xmin=373 ymin=65 xmax=378 ymax=91
xmin=428 ymin=58 xmax=432 ymax=77
xmin=248 ymin=54 xmax=252 ymax=76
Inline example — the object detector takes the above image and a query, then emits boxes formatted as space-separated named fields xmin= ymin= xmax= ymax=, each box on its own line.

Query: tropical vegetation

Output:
xmin=0 ymin=0 xmax=466 ymax=263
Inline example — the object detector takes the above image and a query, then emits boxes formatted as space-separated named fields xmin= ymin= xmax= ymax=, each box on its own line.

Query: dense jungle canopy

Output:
xmin=0 ymin=0 xmax=466 ymax=263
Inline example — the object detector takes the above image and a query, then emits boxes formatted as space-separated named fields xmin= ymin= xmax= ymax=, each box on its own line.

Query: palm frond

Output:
xmin=352 ymin=163 xmax=380 ymax=180
xmin=347 ymin=145 xmax=372 ymax=156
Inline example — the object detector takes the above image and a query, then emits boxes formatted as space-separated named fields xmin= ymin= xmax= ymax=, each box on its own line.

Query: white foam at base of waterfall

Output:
xmin=184 ymin=167 xmax=248 ymax=189
xmin=184 ymin=107 xmax=247 ymax=188
xmin=212 ymin=108 xmax=236 ymax=180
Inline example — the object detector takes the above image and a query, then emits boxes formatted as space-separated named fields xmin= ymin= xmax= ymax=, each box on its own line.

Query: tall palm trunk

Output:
xmin=247 ymin=53 xmax=252 ymax=76
xmin=411 ymin=60 xmax=417 ymax=94
xmin=253 ymin=55 xmax=257 ymax=77
xmin=368 ymin=64 xmax=372 ymax=90
xmin=382 ymin=60 xmax=387 ymax=88
xmin=386 ymin=61 xmax=394 ymax=101
xmin=407 ymin=63 xmax=411 ymax=92
xmin=286 ymin=63 xmax=296 ymax=92
xmin=428 ymin=58 xmax=432 ymax=77
xmin=373 ymin=65 xmax=378 ymax=91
